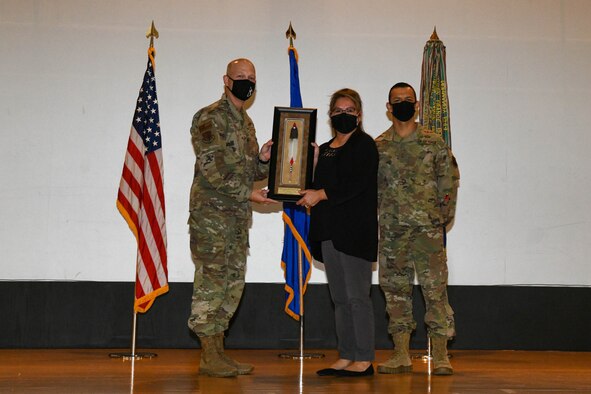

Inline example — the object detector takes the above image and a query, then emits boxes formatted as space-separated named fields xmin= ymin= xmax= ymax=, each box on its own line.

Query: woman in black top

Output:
xmin=297 ymin=88 xmax=378 ymax=377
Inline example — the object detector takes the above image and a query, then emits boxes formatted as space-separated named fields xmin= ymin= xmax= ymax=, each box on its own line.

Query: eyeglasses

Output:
xmin=331 ymin=107 xmax=358 ymax=116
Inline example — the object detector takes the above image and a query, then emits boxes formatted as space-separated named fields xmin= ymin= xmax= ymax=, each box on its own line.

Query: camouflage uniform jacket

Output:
xmin=189 ymin=94 xmax=269 ymax=221
xmin=375 ymin=124 xmax=459 ymax=227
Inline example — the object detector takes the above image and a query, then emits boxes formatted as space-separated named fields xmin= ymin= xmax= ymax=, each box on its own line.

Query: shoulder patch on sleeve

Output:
xmin=199 ymin=119 xmax=215 ymax=144
xmin=419 ymin=128 xmax=444 ymax=144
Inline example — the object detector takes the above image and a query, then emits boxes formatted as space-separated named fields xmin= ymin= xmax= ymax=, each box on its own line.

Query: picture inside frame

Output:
xmin=279 ymin=117 xmax=305 ymax=188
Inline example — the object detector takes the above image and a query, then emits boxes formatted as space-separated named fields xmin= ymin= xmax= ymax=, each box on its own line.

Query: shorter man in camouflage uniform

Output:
xmin=188 ymin=58 xmax=275 ymax=377
xmin=375 ymin=82 xmax=459 ymax=376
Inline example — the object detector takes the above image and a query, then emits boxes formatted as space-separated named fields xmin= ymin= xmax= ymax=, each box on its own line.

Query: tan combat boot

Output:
xmin=431 ymin=335 xmax=453 ymax=375
xmin=214 ymin=332 xmax=254 ymax=375
xmin=199 ymin=336 xmax=238 ymax=377
xmin=377 ymin=332 xmax=412 ymax=374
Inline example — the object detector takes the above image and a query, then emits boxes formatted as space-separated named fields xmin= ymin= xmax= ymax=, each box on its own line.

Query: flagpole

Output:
xmin=412 ymin=27 xmax=438 ymax=364
xmin=277 ymin=23 xmax=323 ymax=361
xmin=298 ymin=244 xmax=304 ymax=359
xmin=131 ymin=311 xmax=137 ymax=356
xmin=413 ymin=26 xmax=454 ymax=365
xmin=110 ymin=21 xmax=161 ymax=361
xmin=279 ymin=230 xmax=323 ymax=360
xmin=289 ymin=28 xmax=302 ymax=358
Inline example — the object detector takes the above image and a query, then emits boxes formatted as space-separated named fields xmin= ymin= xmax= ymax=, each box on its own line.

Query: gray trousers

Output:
xmin=322 ymin=240 xmax=375 ymax=361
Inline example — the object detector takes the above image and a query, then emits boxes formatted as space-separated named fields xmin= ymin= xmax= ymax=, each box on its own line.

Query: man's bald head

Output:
xmin=226 ymin=58 xmax=256 ymax=80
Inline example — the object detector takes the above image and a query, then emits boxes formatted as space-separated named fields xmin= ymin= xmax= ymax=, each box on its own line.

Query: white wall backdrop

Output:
xmin=1 ymin=0 xmax=590 ymax=286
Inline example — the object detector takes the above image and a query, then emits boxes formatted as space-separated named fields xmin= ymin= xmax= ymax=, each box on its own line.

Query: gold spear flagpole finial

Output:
xmin=285 ymin=22 xmax=296 ymax=47
xmin=146 ymin=20 xmax=159 ymax=48
xmin=430 ymin=26 xmax=440 ymax=41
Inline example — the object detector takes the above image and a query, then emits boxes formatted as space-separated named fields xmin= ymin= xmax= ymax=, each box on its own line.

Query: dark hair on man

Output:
xmin=388 ymin=82 xmax=417 ymax=102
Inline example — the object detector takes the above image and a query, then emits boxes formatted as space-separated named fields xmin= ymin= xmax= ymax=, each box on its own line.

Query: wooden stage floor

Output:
xmin=1 ymin=349 xmax=590 ymax=393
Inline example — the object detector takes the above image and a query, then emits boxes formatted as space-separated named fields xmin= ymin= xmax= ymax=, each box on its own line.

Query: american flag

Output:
xmin=117 ymin=47 xmax=168 ymax=313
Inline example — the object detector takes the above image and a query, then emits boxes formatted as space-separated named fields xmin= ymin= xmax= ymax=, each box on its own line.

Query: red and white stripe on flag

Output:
xmin=117 ymin=47 xmax=168 ymax=313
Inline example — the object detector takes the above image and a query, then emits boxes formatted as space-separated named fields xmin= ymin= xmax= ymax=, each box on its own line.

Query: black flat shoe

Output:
xmin=316 ymin=368 xmax=338 ymax=376
xmin=335 ymin=364 xmax=374 ymax=377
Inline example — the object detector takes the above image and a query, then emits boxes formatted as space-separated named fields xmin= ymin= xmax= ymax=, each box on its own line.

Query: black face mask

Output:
xmin=228 ymin=77 xmax=255 ymax=101
xmin=330 ymin=113 xmax=358 ymax=134
xmin=391 ymin=101 xmax=416 ymax=122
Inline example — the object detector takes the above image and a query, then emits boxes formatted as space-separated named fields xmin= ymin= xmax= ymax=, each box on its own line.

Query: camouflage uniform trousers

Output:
xmin=187 ymin=206 xmax=248 ymax=337
xmin=379 ymin=225 xmax=455 ymax=338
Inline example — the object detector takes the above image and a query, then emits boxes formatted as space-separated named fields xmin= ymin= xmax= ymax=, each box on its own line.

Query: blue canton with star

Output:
xmin=133 ymin=60 xmax=161 ymax=154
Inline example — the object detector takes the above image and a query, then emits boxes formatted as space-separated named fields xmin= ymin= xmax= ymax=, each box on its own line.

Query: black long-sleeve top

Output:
xmin=309 ymin=129 xmax=378 ymax=263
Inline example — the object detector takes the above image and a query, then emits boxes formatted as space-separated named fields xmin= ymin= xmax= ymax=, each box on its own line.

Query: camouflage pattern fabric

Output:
xmin=188 ymin=209 xmax=248 ymax=337
xmin=187 ymin=94 xmax=269 ymax=337
xmin=189 ymin=94 xmax=269 ymax=219
xmin=378 ymin=225 xmax=454 ymax=337
xmin=376 ymin=124 xmax=459 ymax=338
xmin=376 ymin=125 xmax=459 ymax=227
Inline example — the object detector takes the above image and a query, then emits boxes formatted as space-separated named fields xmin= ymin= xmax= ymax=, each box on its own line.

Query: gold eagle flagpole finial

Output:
xmin=146 ymin=20 xmax=159 ymax=48
xmin=286 ymin=22 xmax=296 ymax=47
xmin=430 ymin=26 xmax=440 ymax=41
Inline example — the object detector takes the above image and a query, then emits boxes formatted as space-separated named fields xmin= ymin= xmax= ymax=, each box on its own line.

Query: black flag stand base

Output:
xmin=411 ymin=337 xmax=452 ymax=362
xmin=278 ymin=315 xmax=324 ymax=360
xmin=412 ymin=337 xmax=433 ymax=361
xmin=109 ymin=311 xmax=158 ymax=360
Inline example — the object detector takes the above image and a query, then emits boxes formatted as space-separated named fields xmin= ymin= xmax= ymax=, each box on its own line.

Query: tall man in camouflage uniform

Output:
xmin=375 ymin=82 xmax=459 ymax=376
xmin=188 ymin=58 xmax=275 ymax=377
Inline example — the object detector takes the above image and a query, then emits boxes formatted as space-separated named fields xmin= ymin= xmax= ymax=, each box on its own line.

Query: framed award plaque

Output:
xmin=267 ymin=106 xmax=317 ymax=201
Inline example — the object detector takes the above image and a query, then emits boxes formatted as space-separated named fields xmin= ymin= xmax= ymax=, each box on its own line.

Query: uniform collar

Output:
xmin=221 ymin=93 xmax=244 ymax=122
xmin=387 ymin=123 xmax=422 ymax=142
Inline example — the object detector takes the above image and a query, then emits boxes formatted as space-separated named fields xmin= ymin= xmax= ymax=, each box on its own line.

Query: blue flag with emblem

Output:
xmin=281 ymin=44 xmax=312 ymax=321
